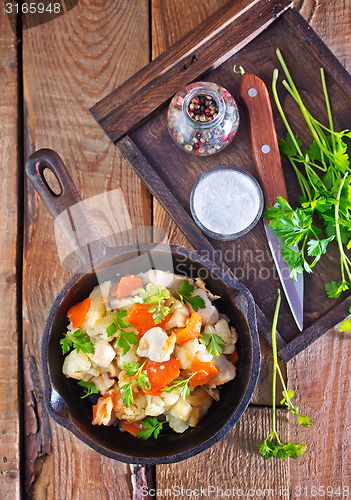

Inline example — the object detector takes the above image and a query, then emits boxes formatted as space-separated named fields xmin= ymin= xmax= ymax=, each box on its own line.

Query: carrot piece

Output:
xmin=189 ymin=360 xmax=219 ymax=387
xmin=143 ymin=357 xmax=180 ymax=394
xmin=92 ymin=391 xmax=115 ymax=426
xmin=126 ymin=303 xmax=169 ymax=335
xmin=67 ymin=297 xmax=91 ymax=329
xmin=111 ymin=275 xmax=142 ymax=299
xmin=227 ymin=349 xmax=239 ymax=365
xmin=121 ymin=420 xmax=144 ymax=437
xmin=175 ymin=312 xmax=202 ymax=344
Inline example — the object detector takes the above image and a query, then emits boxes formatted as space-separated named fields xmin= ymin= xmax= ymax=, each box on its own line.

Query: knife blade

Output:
xmin=239 ymin=71 xmax=304 ymax=331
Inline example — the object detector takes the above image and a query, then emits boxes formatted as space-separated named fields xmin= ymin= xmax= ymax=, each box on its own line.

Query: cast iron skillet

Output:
xmin=26 ymin=148 xmax=260 ymax=464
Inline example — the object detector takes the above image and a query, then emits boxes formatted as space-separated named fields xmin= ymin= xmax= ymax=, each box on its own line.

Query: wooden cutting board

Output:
xmin=90 ymin=0 xmax=351 ymax=361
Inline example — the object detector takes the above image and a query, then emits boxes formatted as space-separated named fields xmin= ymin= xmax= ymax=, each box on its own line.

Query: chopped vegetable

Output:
xmin=226 ymin=349 xmax=239 ymax=365
xmin=168 ymin=279 xmax=206 ymax=311
xmin=176 ymin=312 xmax=202 ymax=344
xmin=92 ymin=391 xmax=116 ymax=426
xmin=121 ymin=419 xmax=144 ymax=437
xmin=137 ymin=416 xmax=165 ymax=440
xmin=199 ymin=328 xmax=225 ymax=357
xmin=67 ymin=298 xmax=90 ymax=329
xmin=111 ymin=275 xmax=142 ymax=299
xmin=266 ymin=49 xmax=351 ymax=296
xmin=60 ymin=329 xmax=95 ymax=355
xmin=188 ymin=360 xmax=219 ymax=387
xmin=120 ymin=360 xmax=151 ymax=408
xmin=258 ymin=290 xmax=312 ymax=460
xmin=127 ymin=303 xmax=169 ymax=335
xmin=143 ymin=357 xmax=180 ymax=395
xmin=107 ymin=309 xmax=137 ymax=355
xmin=78 ymin=380 xmax=99 ymax=399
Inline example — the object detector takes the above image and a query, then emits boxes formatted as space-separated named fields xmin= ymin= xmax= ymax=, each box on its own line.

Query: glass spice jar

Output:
xmin=167 ymin=81 xmax=239 ymax=156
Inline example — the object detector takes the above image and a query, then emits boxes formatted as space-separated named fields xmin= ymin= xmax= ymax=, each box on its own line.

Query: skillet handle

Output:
xmin=25 ymin=148 xmax=107 ymax=269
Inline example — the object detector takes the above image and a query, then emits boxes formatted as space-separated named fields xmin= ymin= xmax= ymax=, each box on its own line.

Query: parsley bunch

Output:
xmin=60 ymin=329 xmax=95 ymax=355
xmin=120 ymin=361 xmax=151 ymax=408
xmin=266 ymin=49 xmax=351 ymax=297
xmin=258 ymin=290 xmax=312 ymax=460
xmin=107 ymin=309 xmax=137 ymax=355
xmin=168 ymin=279 xmax=206 ymax=311
xmin=162 ymin=372 xmax=199 ymax=400
xmin=133 ymin=284 xmax=170 ymax=324
xmin=137 ymin=416 xmax=165 ymax=440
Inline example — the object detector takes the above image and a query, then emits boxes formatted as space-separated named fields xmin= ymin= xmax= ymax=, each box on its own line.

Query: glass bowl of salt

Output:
xmin=190 ymin=166 xmax=264 ymax=240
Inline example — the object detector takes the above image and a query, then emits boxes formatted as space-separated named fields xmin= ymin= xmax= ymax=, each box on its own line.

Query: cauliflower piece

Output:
xmin=204 ymin=319 xmax=238 ymax=355
xmin=174 ymin=338 xmax=212 ymax=370
xmin=145 ymin=390 xmax=180 ymax=417
xmin=115 ymin=343 xmax=140 ymax=370
xmin=88 ymin=340 xmax=115 ymax=368
xmin=136 ymin=327 xmax=176 ymax=362
xmin=62 ymin=349 xmax=92 ymax=380
xmin=208 ymin=354 xmax=236 ymax=388
xmin=92 ymin=373 xmax=115 ymax=394
xmin=84 ymin=281 xmax=111 ymax=327
xmin=109 ymin=297 xmax=134 ymax=310
xmin=84 ymin=315 xmax=114 ymax=341
xmin=169 ymin=398 xmax=193 ymax=421
xmin=187 ymin=387 xmax=213 ymax=427
xmin=165 ymin=413 xmax=191 ymax=434
xmin=188 ymin=289 xmax=219 ymax=326
xmin=147 ymin=270 xmax=193 ymax=289
xmin=195 ymin=278 xmax=221 ymax=301
xmin=114 ymin=390 xmax=148 ymax=422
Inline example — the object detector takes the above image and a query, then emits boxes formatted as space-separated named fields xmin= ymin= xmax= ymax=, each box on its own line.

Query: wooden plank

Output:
xmin=22 ymin=0 xmax=151 ymax=497
xmin=90 ymin=0 xmax=292 ymax=142
xmin=288 ymin=324 xmax=351 ymax=495
xmin=156 ymin=408 xmax=290 ymax=497
xmin=0 ymin=7 xmax=20 ymax=500
xmin=288 ymin=1 xmax=351 ymax=494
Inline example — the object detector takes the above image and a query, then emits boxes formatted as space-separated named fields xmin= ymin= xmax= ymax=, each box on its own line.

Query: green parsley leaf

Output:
xmin=78 ymin=380 xmax=99 ymax=399
xmin=199 ymin=330 xmax=225 ymax=358
xmin=108 ymin=309 xmax=137 ymax=355
xmin=339 ymin=308 xmax=351 ymax=332
xmin=133 ymin=284 xmax=170 ymax=324
xmin=60 ymin=329 xmax=94 ymax=355
xmin=168 ymin=279 xmax=206 ymax=312
xmin=137 ymin=416 xmax=165 ymax=440
xmin=121 ymin=361 xmax=150 ymax=408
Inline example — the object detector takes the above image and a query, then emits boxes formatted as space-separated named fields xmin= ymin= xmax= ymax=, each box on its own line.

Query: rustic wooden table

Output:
xmin=1 ymin=0 xmax=350 ymax=499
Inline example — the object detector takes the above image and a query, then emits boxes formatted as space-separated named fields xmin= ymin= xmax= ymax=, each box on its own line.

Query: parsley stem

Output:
xmin=320 ymin=67 xmax=336 ymax=153
xmin=271 ymin=290 xmax=281 ymax=441
xmin=335 ymin=173 xmax=349 ymax=283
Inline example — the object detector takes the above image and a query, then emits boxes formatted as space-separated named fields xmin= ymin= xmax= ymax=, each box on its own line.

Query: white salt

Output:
xmin=192 ymin=168 xmax=261 ymax=236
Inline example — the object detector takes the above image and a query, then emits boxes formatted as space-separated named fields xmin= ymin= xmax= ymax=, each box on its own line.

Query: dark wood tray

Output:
xmin=90 ymin=0 xmax=351 ymax=362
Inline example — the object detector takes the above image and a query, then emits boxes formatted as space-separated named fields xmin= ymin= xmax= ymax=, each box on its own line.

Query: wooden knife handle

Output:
xmin=239 ymin=72 xmax=288 ymax=207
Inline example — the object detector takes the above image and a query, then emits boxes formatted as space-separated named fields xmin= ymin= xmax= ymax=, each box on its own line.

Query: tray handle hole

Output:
xmin=42 ymin=167 xmax=62 ymax=196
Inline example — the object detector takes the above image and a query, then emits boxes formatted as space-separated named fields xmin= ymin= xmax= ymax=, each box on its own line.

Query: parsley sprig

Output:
xmin=60 ymin=329 xmax=95 ymax=355
xmin=133 ymin=284 xmax=170 ymax=324
xmin=120 ymin=361 xmax=151 ymax=408
xmin=258 ymin=290 xmax=312 ymax=460
xmin=199 ymin=329 xmax=225 ymax=358
xmin=137 ymin=416 xmax=165 ymax=440
xmin=339 ymin=306 xmax=351 ymax=332
xmin=266 ymin=49 xmax=351 ymax=297
xmin=77 ymin=380 xmax=99 ymax=399
xmin=168 ymin=279 xmax=206 ymax=312
xmin=107 ymin=309 xmax=138 ymax=355
xmin=162 ymin=372 xmax=199 ymax=400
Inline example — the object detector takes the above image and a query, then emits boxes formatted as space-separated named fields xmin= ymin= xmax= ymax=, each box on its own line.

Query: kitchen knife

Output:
xmin=239 ymin=71 xmax=303 ymax=331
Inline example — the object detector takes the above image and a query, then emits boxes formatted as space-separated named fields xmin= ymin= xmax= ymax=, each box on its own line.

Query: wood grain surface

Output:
xmin=0 ymin=6 xmax=20 ymax=499
xmin=22 ymin=0 xmax=151 ymax=497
